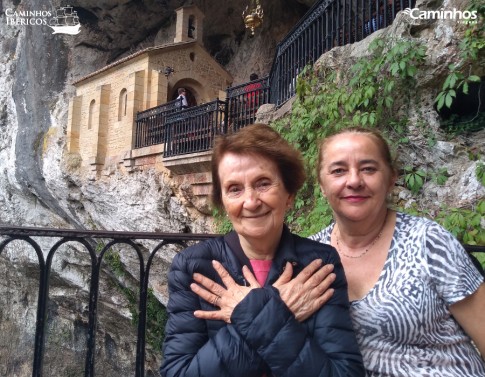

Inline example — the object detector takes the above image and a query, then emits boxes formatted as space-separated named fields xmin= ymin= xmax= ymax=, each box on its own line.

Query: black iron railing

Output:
xmin=0 ymin=226 xmax=218 ymax=377
xmin=162 ymin=99 xmax=227 ymax=157
xmin=0 ymin=226 xmax=484 ymax=375
xmin=134 ymin=98 xmax=183 ymax=149
xmin=269 ymin=0 xmax=416 ymax=106
xmin=226 ymin=76 xmax=270 ymax=132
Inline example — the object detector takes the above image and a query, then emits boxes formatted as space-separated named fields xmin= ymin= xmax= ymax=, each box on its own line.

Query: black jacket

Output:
xmin=160 ymin=226 xmax=364 ymax=377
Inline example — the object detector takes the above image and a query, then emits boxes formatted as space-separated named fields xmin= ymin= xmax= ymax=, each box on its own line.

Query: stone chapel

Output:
xmin=66 ymin=5 xmax=233 ymax=179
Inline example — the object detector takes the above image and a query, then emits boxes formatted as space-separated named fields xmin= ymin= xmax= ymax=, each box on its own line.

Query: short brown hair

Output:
xmin=211 ymin=124 xmax=305 ymax=210
xmin=317 ymin=127 xmax=397 ymax=185
xmin=178 ymin=87 xmax=186 ymax=95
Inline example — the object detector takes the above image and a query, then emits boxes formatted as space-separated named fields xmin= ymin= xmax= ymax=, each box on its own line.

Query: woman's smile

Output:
xmin=342 ymin=195 xmax=369 ymax=203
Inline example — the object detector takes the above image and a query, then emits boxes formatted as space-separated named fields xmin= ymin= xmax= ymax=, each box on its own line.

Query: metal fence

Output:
xmin=269 ymin=0 xmax=416 ymax=106
xmin=162 ymin=99 xmax=227 ymax=158
xmin=0 ymin=225 xmax=484 ymax=375
xmin=0 ymin=226 xmax=217 ymax=377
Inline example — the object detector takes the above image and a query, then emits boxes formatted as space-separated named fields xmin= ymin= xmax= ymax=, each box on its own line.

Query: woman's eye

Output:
xmin=362 ymin=166 xmax=377 ymax=173
xmin=255 ymin=180 xmax=272 ymax=192
xmin=331 ymin=168 xmax=345 ymax=175
xmin=226 ymin=186 xmax=242 ymax=197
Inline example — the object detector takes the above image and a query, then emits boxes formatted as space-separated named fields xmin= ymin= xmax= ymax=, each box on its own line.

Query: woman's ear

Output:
xmin=388 ymin=171 xmax=398 ymax=192
xmin=319 ymin=184 xmax=326 ymax=198
xmin=286 ymin=194 xmax=295 ymax=209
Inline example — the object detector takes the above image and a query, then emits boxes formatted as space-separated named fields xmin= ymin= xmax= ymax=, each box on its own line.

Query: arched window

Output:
xmin=88 ymin=99 xmax=95 ymax=130
xmin=188 ymin=15 xmax=195 ymax=38
xmin=118 ymin=88 xmax=127 ymax=121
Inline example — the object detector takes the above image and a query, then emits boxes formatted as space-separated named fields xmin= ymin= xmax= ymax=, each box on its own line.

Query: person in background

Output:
xmin=176 ymin=87 xmax=188 ymax=108
xmin=246 ymin=73 xmax=262 ymax=101
xmin=310 ymin=126 xmax=485 ymax=376
xmin=160 ymin=124 xmax=364 ymax=377
xmin=245 ymin=73 xmax=263 ymax=122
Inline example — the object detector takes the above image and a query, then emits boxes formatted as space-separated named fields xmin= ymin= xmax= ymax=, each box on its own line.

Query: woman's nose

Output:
xmin=242 ymin=188 xmax=260 ymax=209
xmin=347 ymin=170 xmax=363 ymax=188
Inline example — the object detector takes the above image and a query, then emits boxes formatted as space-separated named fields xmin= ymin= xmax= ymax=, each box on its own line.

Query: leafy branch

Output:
xmin=435 ymin=64 xmax=480 ymax=111
xmin=435 ymin=0 xmax=484 ymax=114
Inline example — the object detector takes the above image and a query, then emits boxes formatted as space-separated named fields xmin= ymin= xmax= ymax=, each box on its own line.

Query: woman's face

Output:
xmin=319 ymin=133 xmax=396 ymax=223
xmin=218 ymin=152 xmax=293 ymax=244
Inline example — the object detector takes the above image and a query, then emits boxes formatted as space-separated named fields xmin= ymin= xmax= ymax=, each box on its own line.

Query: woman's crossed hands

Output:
xmin=191 ymin=259 xmax=335 ymax=323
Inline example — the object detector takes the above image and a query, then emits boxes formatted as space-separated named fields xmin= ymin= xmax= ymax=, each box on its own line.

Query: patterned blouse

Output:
xmin=310 ymin=212 xmax=485 ymax=376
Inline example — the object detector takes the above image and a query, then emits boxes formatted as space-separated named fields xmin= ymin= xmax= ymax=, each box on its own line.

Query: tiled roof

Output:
xmin=72 ymin=41 xmax=196 ymax=85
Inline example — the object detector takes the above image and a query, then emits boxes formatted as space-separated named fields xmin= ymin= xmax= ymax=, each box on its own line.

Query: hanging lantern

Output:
xmin=242 ymin=0 xmax=264 ymax=37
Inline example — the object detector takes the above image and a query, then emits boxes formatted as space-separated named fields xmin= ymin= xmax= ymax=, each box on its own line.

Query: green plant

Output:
xmin=431 ymin=167 xmax=449 ymax=186
xmin=440 ymin=112 xmax=485 ymax=136
xmin=473 ymin=252 xmax=485 ymax=270
xmin=459 ymin=0 xmax=485 ymax=62
xmin=295 ymin=196 xmax=334 ymax=237
xmin=435 ymin=0 xmax=484 ymax=126
xmin=95 ymin=241 xmax=105 ymax=253
xmin=145 ymin=289 xmax=169 ymax=350
xmin=396 ymin=201 xmax=485 ymax=270
xmin=435 ymin=64 xmax=481 ymax=111
xmin=103 ymin=249 xmax=125 ymax=277
xmin=467 ymin=147 xmax=481 ymax=161
xmin=435 ymin=201 xmax=485 ymax=246
xmin=476 ymin=162 xmax=485 ymax=187
xmin=403 ymin=166 xmax=426 ymax=194
xmin=100 ymin=244 xmax=168 ymax=350
xmin=109 ymin=284 xmax=169 ymax=350
xmin=213 ymin=207 xmax=233 ymax=233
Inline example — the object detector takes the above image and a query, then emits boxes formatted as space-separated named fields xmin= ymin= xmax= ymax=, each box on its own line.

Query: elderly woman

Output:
xmin=311 ymin=127 xmax=485 ymax=376
xmin=160 ymin=124 xmax=364 ymax=377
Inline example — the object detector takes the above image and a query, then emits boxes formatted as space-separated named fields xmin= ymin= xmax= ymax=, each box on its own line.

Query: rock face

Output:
xmin=0 ymin=0 xmax=484 ymax=375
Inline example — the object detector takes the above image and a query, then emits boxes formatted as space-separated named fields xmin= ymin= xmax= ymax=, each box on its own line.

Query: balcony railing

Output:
xmin=269 ymin=0 xmax=416 ymax=106
xmin=0 ymin=225 xmax=483 ymax=376
xmin=134 ymin=98 xmax=183 ymax=149
xmin=162 ymin=99 xmax=227 ymax=158
xmin=226 ymin=76 xmax=271 ymax=132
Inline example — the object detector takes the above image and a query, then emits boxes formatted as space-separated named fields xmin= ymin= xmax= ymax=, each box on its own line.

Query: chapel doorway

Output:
xmin=172 ymin=87 xmax=197 ymax=107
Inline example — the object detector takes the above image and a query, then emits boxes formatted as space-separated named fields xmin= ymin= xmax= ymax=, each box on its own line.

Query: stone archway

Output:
xmin=170 ymin=77 xmax=210 ymax=108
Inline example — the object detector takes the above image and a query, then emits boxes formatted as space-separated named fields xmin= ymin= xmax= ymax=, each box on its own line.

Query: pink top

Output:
xmin=249 ymin=259 xmax=272 ymax=286
xmin=250 ymin=259 xmax=272 ymax=377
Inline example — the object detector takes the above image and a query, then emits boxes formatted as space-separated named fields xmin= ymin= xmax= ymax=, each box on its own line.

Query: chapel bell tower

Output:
xmin=174 ymin=5 xmax=205 ymax=45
